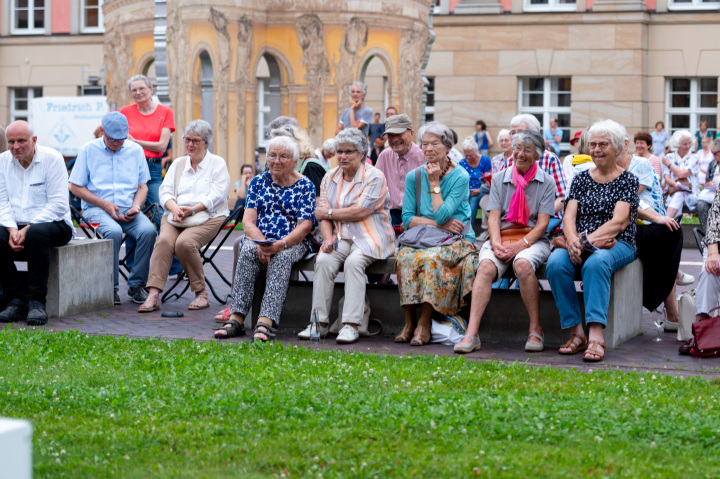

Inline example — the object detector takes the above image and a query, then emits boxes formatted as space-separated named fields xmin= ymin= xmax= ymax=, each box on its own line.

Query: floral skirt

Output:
xmin=395 ymin=238 xmax=479 ymax=316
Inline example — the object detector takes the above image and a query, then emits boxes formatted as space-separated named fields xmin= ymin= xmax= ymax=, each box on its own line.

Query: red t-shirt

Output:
xmin=119 ymin=104 xmax=175 ymax=158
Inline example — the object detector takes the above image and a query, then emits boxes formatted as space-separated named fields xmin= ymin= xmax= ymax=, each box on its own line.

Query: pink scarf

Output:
xmin=506 ymin=162 xmax=538 ymax=226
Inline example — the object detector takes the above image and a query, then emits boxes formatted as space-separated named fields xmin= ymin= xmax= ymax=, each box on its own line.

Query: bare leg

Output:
xmin=515 ymin=259 xmax=542 ymax=344
xmin=395 ymin=305 xmax=417 ymax=342
xmin=664 ymin=284 xmax=679 ymax=323
xmin=559 ymin=324 xmax=586 ymax=353
xmin=459 ymin=260 xmax=497 ymax=345
xmin=584 ymin=323 xmax=605 ymax=360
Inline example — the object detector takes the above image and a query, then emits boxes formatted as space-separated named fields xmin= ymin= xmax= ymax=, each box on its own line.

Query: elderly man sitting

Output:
xmin=0 ymin=121 xmax=74 ymax=324
xmin=69 ymin=112 xmax=157 ymax=306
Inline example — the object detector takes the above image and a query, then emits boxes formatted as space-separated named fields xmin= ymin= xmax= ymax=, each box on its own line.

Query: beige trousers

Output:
xmin=147 ymin=215 xmax=226 ymax=293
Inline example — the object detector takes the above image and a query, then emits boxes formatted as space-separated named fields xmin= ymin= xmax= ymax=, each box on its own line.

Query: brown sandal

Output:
xmin=138 ymin=294 xmax=160 ymax=313
xmin=395 ymin=323 xmax=414 ymax=343
xmin=583 ymin=340 xmax=606 ymax=362
xmin=558 ymin=333 xmax=588 ymax=355
xmin=410 ymin=325 xmax=430 ymax=346
xmin=188 ymin=292 xmax=209 ymax=310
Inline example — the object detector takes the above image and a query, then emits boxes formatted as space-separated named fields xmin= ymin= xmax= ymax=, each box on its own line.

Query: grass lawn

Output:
xmin=1 ymin=329 xmax=719 ymax=478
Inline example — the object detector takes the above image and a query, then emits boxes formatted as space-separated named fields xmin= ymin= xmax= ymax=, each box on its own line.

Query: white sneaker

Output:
xmin=336 ymin=325 xmax=360 ymax=344
xmin=297 ymin=322 xmax=329 ymax=340
xmin=677 ymin=271 xmax=695 ymax=286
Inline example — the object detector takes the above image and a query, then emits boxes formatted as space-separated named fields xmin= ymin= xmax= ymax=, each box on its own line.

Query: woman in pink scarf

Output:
xmin=455 ymin=130 xmax=557 ymax=354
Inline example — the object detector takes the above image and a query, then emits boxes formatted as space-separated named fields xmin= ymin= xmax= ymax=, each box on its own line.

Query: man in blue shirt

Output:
xmin=543 ymin=117 xmax=563 ymax=154
xmin=69 ymin=112 xmax=157 ymax=306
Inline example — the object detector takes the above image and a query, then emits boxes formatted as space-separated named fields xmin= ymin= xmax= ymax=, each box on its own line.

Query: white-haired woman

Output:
xmin=491 ymin=129 xmax=513 ymax=174
xmin=459 ymin=136 xmax=492 ymax=228
xmin=298 ymin=128 xmax=395 ymax=344
xmin=662 ymin=130 xmax=699 ymax=219
xmin=546 ymin=119 xmax=639 ymax=362
xmin=395 ymin=122 xmax=478 ymax=346
xmin=315 ymin=138 xmax=337 ymax=170
xmin=214 ymin=135 xmax=316 ymax=341
xmin=139 ymin=120 xmax=230 ymax=312
xmin=455 ymin=130 xmax=556 ymax=354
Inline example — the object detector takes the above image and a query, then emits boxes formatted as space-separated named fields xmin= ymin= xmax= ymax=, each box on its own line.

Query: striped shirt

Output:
xmin=318 ymin=163 xmax=395 ymax=260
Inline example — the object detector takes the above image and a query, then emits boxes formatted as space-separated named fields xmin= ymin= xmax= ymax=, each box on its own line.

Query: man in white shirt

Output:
xmin=69 ymin=112 xmax=157 ymax=306
xmin=0 ymin=121 xmax=74 ymax=325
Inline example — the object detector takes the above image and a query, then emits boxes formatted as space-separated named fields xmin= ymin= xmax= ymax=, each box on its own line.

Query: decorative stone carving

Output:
xmin=399 ymin=25 xmax=431 ymax=129
xmin=296 ymin=14 xmax=330 ymax=145
xmin=210 ymin=8 xmax=231 ymax=158
xmin=235 ymin=15 xmax=254 ymax=168
xmin=334 ymin=17 xmax=368 ymax=123
xmin=104 ymin=25 xmax=134 ymax=107
xmin=166 ymin=0 xmax=188 ymax=138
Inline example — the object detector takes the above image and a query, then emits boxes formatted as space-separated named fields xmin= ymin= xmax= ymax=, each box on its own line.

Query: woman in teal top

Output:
xmin=394 ymin=122 xmax=479 ymax=346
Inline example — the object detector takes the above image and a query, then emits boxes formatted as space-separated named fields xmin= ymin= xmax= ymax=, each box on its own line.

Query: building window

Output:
xmin=519 ymin=77 xmax=572 ymax=153
xmin=11 ymin=88 xmax=43 ymax=122
xmin=12 ymin=0 xmax=45 ymax=34
xmin=666 ymin=78 xmax=718 ymax=138
xmin=524 ymin=0 xmax=576 ymax=12
xmin=423 ymin=76 xmax=435 ymax=124
xmin=668 ymin=0 xmax=719 ymax=10
xmin=256 ymin=54 xmax=282 ymax=149
xmin=81 ymin=0 xmax=104 ymax=33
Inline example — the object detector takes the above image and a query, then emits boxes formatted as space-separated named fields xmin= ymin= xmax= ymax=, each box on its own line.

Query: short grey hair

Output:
xmin=712 ymin=138 xmax=720 ymax=152
xmin=335 ymin=128 xmax=368 ymax=155
xmin=267 ymin=135 xmax=300 ymax=163
xmin=512 ymin=130 xmax=545 ymax=159
xmin=322 ymin=138 xmax=336 ymax=153
xmin=184 ymin=120 xmax=213 ymax=145
xmin=497 ymin=128 xmax=511 ymax=144
xmin=266 ymin=116 xmax=299 ymax=138
xmin=510 ymin=114 xmax=541 ymax=133
xmin=670 ymin=129 xmax=695 ymax=150
xmin=461 ymin=136 xmax=479 ymax=154
xmin=587 ymin=119 xmax=628 ymax=154
xmin=349 ymin=81 xmax=367 ymax=96
xmin=417 ymin=122 xmax=455 ymax=150
xmin=127 ymin=74 xmax=152 ymax=90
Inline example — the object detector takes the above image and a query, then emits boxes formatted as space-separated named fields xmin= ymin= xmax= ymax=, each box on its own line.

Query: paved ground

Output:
xmin=10 ymin=231 xmax=719 ymax=378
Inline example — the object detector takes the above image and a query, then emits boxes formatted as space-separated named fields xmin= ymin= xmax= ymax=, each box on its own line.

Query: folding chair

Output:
xmin=117 ymin=203 xmax=162 ymax=280
xmin=70 ymin=205 xmax=99 ymax=239
xmin=693 ymin=228 xmax=706 ymax=255
xmin=162 ymin=207 xmax=243 ymax=304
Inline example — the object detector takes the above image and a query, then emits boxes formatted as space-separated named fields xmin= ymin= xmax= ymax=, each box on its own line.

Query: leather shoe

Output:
xmin=26 ymin=300 xmax=49 ymax=326
xmin=0 ymin=299 xmax=26 ymax=323
xmin=128 ymin=286 xmax=148 ymax=304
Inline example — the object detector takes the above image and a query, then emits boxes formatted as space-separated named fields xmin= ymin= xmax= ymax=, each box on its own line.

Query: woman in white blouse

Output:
xmin=139 ymin=120 xmax=230 ymax=312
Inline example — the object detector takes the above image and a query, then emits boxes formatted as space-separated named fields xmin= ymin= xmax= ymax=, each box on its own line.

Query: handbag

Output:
xmin=167 ymin=157 xmax=227 ymax=228
xmin=262 ymin=173 xmax=320 ymax=252
xmin=677 ymin=289 xmax=697 ymax=342
xmin=499 ymin=224 xmax=533 ymax=246
xmin=690 ymin=307 xmax=720 ymax=358
xmin=398 ymin=169 xmax=470 ymax=249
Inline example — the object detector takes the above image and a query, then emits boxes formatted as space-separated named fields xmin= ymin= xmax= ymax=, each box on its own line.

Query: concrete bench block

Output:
xmin=604 ymin=259 xmax=644 ymax=350
xmin=0 ymin=418 xmax=32 ymax=479
xmin=46 ymin=239 xmax=114 ymax=317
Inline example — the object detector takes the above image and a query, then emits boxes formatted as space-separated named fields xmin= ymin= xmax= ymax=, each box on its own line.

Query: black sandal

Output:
xmin=253 ymin=321 xmax=276 ymax=342
xmin=214 ymin=319 xmax=246 ymax=339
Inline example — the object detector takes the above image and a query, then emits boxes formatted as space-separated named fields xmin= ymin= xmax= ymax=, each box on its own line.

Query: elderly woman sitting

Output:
xmin=455 ymin=130 xmax=556 ymax=353
xmin=138 ymin=120 xmax=230 ymax=312
xmin=662 ymin=129 xmax=699 ymax=220
xmin=395 ymin=122 xmax=478 ymax=346
xmin=214 ymin=135 xmax=316 ymax=341
xmin=694 ymin=187 xmax=720 ymax=326
xmin=297 ymin=128 xmax=395 ymax=344
xmin=546 ymin=119 xmax=639 ymax=362
xmin=459 ymin=136 xmax=492 ymax=229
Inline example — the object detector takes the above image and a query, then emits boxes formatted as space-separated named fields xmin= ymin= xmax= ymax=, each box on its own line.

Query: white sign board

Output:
xmin=31 ymin=96 xmax=109 ymax=157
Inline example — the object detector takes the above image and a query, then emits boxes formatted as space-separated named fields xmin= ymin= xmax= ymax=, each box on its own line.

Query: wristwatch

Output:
xmin=328 ymin=209 xmax=333 ymax=219
xmin=427 ymin=187 xmax=441 ymax=194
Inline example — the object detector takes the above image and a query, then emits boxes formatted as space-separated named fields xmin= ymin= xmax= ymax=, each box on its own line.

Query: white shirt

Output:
xmin=159 ymin=151 xmax=231 ymax=218
xmin=314 ymin=148 xmax=331 ymax=169
xmin=0 ymin=145 xmax=73 ymax=230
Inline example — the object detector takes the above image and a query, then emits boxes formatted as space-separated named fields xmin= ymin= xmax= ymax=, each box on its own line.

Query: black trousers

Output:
xmin=635 ymin=223 xmax=683 ymax=312
xmin=0 ymin=221 xmax=73 ymax=304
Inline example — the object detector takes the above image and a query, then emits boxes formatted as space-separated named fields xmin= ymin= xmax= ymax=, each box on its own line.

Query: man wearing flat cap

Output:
xmin=0 ymin=120 xmax=74 ymax=325
xmin=69 ymin=112 xmax=157 ymax=306
xmin=374 ymin=113 xmax=425 ymax=227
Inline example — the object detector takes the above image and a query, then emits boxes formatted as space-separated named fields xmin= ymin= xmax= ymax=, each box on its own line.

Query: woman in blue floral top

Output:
xmin=215 ymin=136 xmax=316 ymax=341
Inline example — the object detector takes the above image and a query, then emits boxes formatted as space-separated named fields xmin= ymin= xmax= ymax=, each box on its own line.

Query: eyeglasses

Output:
xmin=183 ymin=137 xmax=203 ymax=146
xmin=589 ymin=142 xmax=612 ymax=150
xmin=105 ymin=137 xmax=125 ymax=144
xmin=267 ymin=153 xmax=293 ymax=162
xmin=336 ymin=149 xmax=357 ymax=156
xmin=713 ymin=150 xmax=720 ymax=156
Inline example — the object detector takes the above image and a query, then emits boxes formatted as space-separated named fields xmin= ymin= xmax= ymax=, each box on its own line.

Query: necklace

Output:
xmin=439 ymin=159 xmax=453 ymax=179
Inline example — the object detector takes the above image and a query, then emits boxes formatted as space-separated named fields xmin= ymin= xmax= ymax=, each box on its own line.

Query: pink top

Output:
xmin=374 ymin=143 xmax=426 ymax=209
xmin=648 ymin=154 xmax=662 ymax=181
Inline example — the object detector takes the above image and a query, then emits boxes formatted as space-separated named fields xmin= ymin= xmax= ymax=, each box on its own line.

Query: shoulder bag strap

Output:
xmin=415 ymin=168 xmax=421 ymax=215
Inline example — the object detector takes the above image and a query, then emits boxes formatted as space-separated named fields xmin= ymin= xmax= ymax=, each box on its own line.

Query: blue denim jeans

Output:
xmin=546 ymin=240 xmax=636 ymax=329
xmin=468 ymin=184 xmax=490 ymax=227
xmin=84 ymin=206 xmax=158 ymax=291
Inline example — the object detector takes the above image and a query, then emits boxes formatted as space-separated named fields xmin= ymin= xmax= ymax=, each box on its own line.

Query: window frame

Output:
xmin=518 ymin=76 xmax=573 ymax=153
xmin=80 ymin=0 xmax=105 ymax=33
xmin=11 ymin=87 xmax=43 ymax=122
xmin=523 ymin=0 xmax=577 ymax=13
xmin=667 ymin=0 xmax=719 ymax=11
xmin=11 ymin=0 xmax=46 ymax=35
xmin=665 ymin=77 xmax=718 ymax=139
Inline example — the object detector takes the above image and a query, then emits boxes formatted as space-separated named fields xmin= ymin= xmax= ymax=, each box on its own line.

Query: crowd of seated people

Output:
xmin=4 ymin=76 xmax=720 ymax=364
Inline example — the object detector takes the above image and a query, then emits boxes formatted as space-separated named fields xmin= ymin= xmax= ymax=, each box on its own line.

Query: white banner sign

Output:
xmin=31 ymin=96 xmax=109 ymax=157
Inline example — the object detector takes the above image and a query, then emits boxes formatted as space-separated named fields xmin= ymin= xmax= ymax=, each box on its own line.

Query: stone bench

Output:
xmin=252 ymin=254 xmax=643 ymax=351
xmin=43 ymin=239 xmax=114 ymax=317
